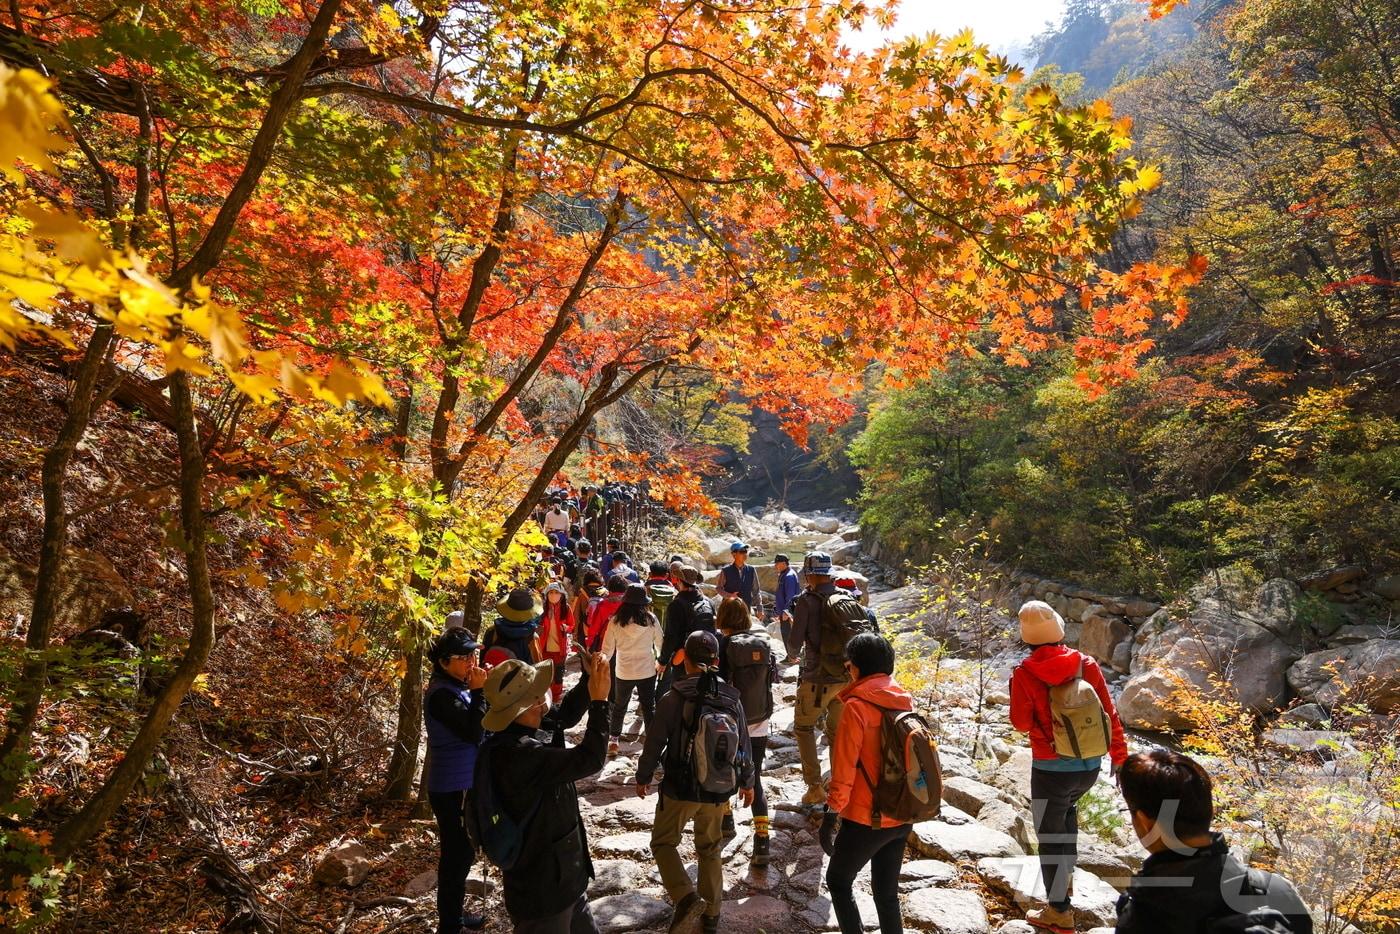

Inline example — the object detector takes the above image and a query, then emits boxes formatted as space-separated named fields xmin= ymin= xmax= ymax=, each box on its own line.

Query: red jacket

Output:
xmin=1009 ymin=644 xmax=1128 ymax=765
xmin=828 ymin=673 xmax=915 ymax=829
xmin=585 ymin=594 xmax=622 ymax=650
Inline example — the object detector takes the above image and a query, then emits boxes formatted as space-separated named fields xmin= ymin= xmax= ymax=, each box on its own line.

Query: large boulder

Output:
xmin=1080 ymin=612 xmax=1132 ymax=670
xmin=1287 ymin=641 xmax=1400 ymax=712
xmin=0 ymin=546 xmax=134 ymax=636
xmin=977 ymin=856 xmax=1120 ymax=928
xmin=701 ymin=537 xmax=736 ymax=567
xmin=804 ymin=515 xmax=842 ymax=534
xmin=1373 ymin=575 xmax=1400 ymax=601
xmin=1118 ymin=592 xmax=1299 ymax=731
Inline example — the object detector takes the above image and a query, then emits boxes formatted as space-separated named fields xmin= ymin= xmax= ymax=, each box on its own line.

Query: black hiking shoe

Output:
xmin=702 ymin=914 xmax=719 ymax=934
xmin=721 ymin=812 xmax=736 ymax=839
xmin=460 ymin=911 xmax=486 ymax=930
xmin=751 ymin=834 xmax=770 ymax=866
xmin=669 ymin=892 xmax=707 ymax=933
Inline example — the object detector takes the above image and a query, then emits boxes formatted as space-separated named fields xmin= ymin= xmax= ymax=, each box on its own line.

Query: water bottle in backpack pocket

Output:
xmin=855 ymin=701 xmax=943 ymax=824
xmin=1047 ymin=660 xmax=1111 ymax=759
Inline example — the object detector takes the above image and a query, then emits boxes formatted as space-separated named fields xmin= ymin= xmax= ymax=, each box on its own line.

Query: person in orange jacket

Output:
xmin=820 ymin=632 xmax=914 ymax=934
xmin=1009 ymin=600 xmax=1129 ymax=934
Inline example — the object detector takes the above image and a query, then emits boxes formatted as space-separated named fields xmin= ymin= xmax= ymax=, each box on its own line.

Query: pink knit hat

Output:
xmin=1018 ymin=600 xmax=1066 ymax=645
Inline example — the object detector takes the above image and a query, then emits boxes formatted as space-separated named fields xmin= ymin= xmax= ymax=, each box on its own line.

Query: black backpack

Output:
xmin=685 ymin=596 xmax=716 ymax=640
xmin=467 ymin=738 xmax=543 ymax=870
xmin=1204 ymin=865 xmax=1311 ymax=934
xmin=725 ymin=631 xmax=775 ymax=725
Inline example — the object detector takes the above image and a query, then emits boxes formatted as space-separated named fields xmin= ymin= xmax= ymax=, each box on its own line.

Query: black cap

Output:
xmin=429 ymin=627 xmax=481 ymax=663
xmin=684 ymin=630 xmax=719 ymax=666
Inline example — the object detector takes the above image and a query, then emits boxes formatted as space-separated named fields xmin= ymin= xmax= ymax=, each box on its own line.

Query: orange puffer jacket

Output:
xmin=828 ymin=673 xmax=915 ymax=828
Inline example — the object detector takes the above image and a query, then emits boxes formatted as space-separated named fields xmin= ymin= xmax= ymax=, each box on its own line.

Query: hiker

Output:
xmin=543 ymin=499 xmax=571 ymax=548
xmin=478 ymin=652 xmax=613 ymax=933
xmin=1010 ymin=600 xmax=1128 ymax=934
xmin=539 ymin=583 xmax=573 ymax=703
xmin=602 ymin=583 xmax=663 ymax=755
xmin=821 ymin=632 xmax=938 ymax=934
xmin=609 ymin=550 xmax=641 ymax=584
xmin=787 ymin=551 xmax=877 ymax=805
xmin=573 ymin=540 xmax=597 ymax=586
xmin=716 ymin=597 xmax=777 ymax=866
xmin=1114 ymin=749 xmax=1312 ymax=934
xmin=599 ymin=537 xmax=622 ymax=579
xmin=717 ymin=541 xmax=758 ymax=609
xmin=425 ymin=628 xmax=489 ymax=934
xmin=659 ymin=565 xmax=716 ymax=694
xmin=636 ymin=631 xmax=755 ymax=934
xmin=584 ymin=574 xmax=628 ymax=652
xmin=571 ymin=568 xmax=604 ymax=645
xmin=483 ymin=589 xmax=545 ymax=667
xmin=644 ymin=561 xmax=677 ymax=632
xmin=581 ymin=486 xmax=606 ymax=542
xmin=772 ymin=553 xmax=801 ymax=664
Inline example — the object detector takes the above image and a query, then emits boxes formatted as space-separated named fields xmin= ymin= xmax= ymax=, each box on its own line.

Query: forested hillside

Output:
xmin=852 ymin=0 xmax=1399 ymax=597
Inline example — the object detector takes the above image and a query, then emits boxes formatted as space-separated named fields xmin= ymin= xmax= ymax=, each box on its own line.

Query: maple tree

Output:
xmin=1 ymin=0 xmax=1200 ymax=880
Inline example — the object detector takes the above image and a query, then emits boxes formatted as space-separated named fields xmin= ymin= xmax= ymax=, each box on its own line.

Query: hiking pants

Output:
xmin=795 ymin=679 xmax=846 ymax=788
xmin=610 ymin=676 xmax=656 ymax=736
xmin=826 ymin=819 xmax=910 ymax=934
xmin=749 ymin=735 xmax=769 ymax=817
xmin=509 ymin=893 xmax=600 ymax=934
xmin=1030 ymin=766 xmax=1100 ymax=909
xmin=429 ymin=790 xmax=477 ymax=934
xmin=651 ymin=794 xmax=724 ymax=919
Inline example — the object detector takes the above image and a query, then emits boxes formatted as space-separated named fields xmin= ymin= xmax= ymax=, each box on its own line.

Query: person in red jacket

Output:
xmin=820 ymin=632 xmax=914 ymax=934
xmin=1010 ymin=600 xmax=1129 ymax=934
xmin=584 ymin=574 xmax=627 ymax=651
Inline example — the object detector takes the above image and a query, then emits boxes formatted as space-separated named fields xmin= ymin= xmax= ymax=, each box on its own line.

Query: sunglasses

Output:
xmin=448 ymin=653 xmax=478 ymax=663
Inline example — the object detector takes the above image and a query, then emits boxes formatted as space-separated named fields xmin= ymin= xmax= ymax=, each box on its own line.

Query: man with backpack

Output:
xmin=637 ymin=630 xmax=754 ymax=934
xmin=1009 ymin=600 xmax=1128 ymax=934
xmin=717 ymin=541 xmax=758 ymax=609
xmin=645 ymin=561 xmax=678 ymax=633
xmin=1114 ymin=749 xmax=1312 ymax=934
xmin=821 ymin=632 xmax=941 ymax=934
xmin=659 ymin=565 xmax=716 ymax=695
xmin=476 ymin=651 xmax=612 ymax=933
xmin=786 ymin=552 xmax=877 ymax=806
xmin=772 ymin=553 xmax=801 ymax=664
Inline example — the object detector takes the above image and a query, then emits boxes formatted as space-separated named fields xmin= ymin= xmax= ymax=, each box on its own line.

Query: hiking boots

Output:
xmin=668 ymin=892 xmax=707 ymax=933
xmin=702 ymin=915 xmax=719 ymax=934
xmin=751 ymin=834 xmax=770 ymax=866
xmin=460 ymin=911 xmax=486 ymax=931
xmin=721 ymin=812 xmax=736 ymax=839
xmin=1026 ymin=903 xmax=1075 ymax=934
xmin=608 ymin=737 xmax=620 ymax=757
xmin=801 ymin=784 xmax=827 ymax=806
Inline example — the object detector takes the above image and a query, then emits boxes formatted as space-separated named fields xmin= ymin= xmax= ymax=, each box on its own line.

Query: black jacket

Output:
xmin=1115 ymin=834 xmax=1312 ymax=934
xmin=636 ymin=672 xmax=753 ymax=803
xmin=485 ymin=677 xmax=609 ymax=920
xmin=661 ymin=589 xmax=715 ymax=664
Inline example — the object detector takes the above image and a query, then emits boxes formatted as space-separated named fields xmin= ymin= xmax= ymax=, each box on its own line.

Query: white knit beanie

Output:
xmin=1018 ymin=600 xmax=1066 ymax=645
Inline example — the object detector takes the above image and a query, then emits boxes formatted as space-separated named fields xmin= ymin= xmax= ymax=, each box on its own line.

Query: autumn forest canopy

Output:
xmin=0 ymin=0 xmax=1396 ymax=927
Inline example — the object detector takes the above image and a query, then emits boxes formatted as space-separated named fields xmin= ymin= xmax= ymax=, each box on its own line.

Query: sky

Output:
xmin=843 ymin=0 xmax=1068 ymax=58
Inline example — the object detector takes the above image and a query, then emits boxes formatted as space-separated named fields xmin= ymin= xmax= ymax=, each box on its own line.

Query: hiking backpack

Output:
xmin=680 ymin=673 xmax=749 ymax=796
xmin=724 ymin=631 xmax=776 ymax=725
xmin=1047 ymin=659 xmax=1111 ymax=759
xmin=855 ymin=701 xmax=943 ymax=824
xmin=467 ymin=738 xmax=543 ymax=870
xmin=816 ymin=591 xmax=877 ymax=680
xmin=1202 ymin=863 xmax=1310 ymax=934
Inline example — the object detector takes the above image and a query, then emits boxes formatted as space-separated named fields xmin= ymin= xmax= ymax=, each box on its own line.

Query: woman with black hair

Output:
xmin=424 ymin=627 xmax=489 ymax=933
xmin=601 ymin=583 xmax=663 ymax=755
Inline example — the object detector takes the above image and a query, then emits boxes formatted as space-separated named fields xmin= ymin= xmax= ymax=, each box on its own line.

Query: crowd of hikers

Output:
xmin=420 ymin=517 xmax=1314 ymax=934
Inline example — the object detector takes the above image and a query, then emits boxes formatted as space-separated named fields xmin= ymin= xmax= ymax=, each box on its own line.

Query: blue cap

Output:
xmin=730 ymin=541 xmax=749 ymax=553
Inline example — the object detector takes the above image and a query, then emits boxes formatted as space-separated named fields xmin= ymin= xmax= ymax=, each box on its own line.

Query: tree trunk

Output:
xmin=0 ymin=323 xmax=113 ymax=805
xmin=51 ymin=369 xmax=215 ymax=859
xmin=382 ymin=566 xmax=433 ymax=800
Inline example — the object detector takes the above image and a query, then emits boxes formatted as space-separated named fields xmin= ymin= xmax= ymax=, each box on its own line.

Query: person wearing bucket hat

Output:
xmin=718 ymin=541 xmax=758 ymax=609
xmin=481 ymin=589 xmax=544 ymax=668
xmin=786 ymin=551 xmax=877 ymax=807
xmin=477 ymin=652 xmax=613 ymax=931
xmin=1010 ymin=600 xmax=1128 ymax=934
xmin=423 ymin=628 xmax=489 ymax=933
xmin=601 ymin=583 xmax=663 ymax=753
xmin=539 ymin=583 xmax=573 ymax=704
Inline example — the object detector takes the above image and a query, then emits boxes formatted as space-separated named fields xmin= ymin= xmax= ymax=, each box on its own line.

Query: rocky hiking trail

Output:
xmin=331 ymin=596 xmax=1146 ymax=934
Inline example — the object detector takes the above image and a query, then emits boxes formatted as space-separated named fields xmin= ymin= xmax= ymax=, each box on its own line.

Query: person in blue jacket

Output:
xmin=772 ymin=553 xmax=801 ymax=663
xmin=424 ymin=627 xmax=489 ymax=933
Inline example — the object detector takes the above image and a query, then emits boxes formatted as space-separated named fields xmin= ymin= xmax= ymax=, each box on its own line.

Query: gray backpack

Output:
xmin=682 ymin=675 xmax=748 ymax=796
